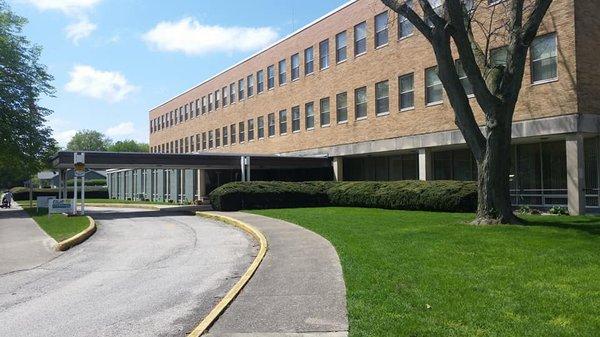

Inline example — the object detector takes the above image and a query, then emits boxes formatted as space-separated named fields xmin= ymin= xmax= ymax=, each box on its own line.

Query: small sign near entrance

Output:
xmin=74 ymin=153 xmax=86 ymax=177
xmin=49 ymin=199 xmax=72 ymax=214
xmin=36 ymin=196 xmax=55 ymax=209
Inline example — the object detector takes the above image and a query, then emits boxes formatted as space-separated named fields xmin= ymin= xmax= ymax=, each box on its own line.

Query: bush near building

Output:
xmin=209 ymin=180 xmax=477 ymax=212
xmin=10 ymin=187 xmax=108 ymax=201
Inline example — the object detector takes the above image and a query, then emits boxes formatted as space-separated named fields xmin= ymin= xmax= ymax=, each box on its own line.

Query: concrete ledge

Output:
xmin=86 ymin=203 xmax=161 ymax=210
xmin=55 ymin=216 xmax=97 ymax=251
xmin=190 ymin=212 xmax=268 ymax=337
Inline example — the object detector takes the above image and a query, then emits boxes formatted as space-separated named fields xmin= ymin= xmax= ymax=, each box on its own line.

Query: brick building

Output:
xmin=113 ymin=0 xmax=600 ymax=214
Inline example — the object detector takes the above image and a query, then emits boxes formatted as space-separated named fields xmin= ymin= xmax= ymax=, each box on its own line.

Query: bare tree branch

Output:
xmin=381 ymin=0 xmax=433 ymax=41
xmin=522 ymin=0 xmax=553 ymax=44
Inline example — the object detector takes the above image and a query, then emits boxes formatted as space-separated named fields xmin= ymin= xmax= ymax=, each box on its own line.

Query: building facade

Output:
xmin=141 ymin=0 xmax=600 ymax=214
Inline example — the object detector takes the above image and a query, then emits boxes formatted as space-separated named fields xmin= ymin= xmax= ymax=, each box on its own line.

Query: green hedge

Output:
xmin=65 ymin=179 xmax=106 ymax=186
xmin=209 ymin=180 xmax=477 ymax=212
xmin=9 ymin=187 xmax=108 ymax=201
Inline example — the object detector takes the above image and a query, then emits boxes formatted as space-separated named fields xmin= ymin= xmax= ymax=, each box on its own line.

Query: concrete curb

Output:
xmin=190 ymin=212 xmax=268 ymax=337
xmin=55 ymin=216 xmax=97 ymax=251
xmin=86 ymin=203 xmax=161 ymax=210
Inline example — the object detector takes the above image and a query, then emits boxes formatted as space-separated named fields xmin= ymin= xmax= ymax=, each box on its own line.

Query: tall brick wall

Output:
xmin=574 ymin=0 xmax=600 ymax=115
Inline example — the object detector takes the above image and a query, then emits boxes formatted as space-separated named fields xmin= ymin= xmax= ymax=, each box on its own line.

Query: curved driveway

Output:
xmin=0 ymin=207 xmax=255 ymax=337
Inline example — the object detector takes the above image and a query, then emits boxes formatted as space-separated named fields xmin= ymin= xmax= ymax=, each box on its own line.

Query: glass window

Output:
xmin=247 ymin=119 xmax=255 ymax=140
xmin=320 ymin=97 xmax=330 ymax=126
xmin=425 ymin=66 xmax=443 ymax=104
xmin=215 ymin=129 xmax=220 ymax=147
xmin=230 ymin=124 xmax=236 ymax=144
xmin=292 ymin=106 xmax=301 ymax=132
xmin=279 ymin=109 xmax=287 ymax=134
xmin=427 ymin=0 xmax=443 ymax=27
xmin=189 ymin=135 xmax=194 ymax=152
xmin=184 ymin=104 xmax=188 ymax=120
xmin=257 ymin=116 xmax=265 ymax=139
xmin=291 ymin=53 xmax=300 ymax=80
xmin=375 ymin=80 xmax=389 ymax=115
xmin=531 ymin=33 xmax=557 ymax=83
xmin=238 ymin=78 xmax=245 ymax=100
xmin=490 ymin=46 xmax=508 ymax=66
xmin=336 ymin=31 xmax=347 ymax=63
xmin=229 ymin=82 xmax=236 ymax=102
xmin=257 ymin=70 xmax=264 ymax=93
xmin=202 ymin=132 xmax=207 ymax=150
xmin=398 ymin=0 xmax=413 ymax=38
xmin=208 ymin=93 xmax=213 ymax=111
xmin=305 ymin=102 xmax=315 ymax=129
xmin=196 ymin=134 xmax=201 ymax=151
xmin=201 ymin=96 xmax=207 ymax=114
xmin=208 ymin=130 xmax=213 ymax=148
xmin=195 ymin=99 xmax=200 ymax=116
xmin=455 ymin=60 xmax=474 ymax=96
xmin=375 ymin=11 xmax=389 ymax=48
xmin=279 ymin=59 xmax=287 ymax=85
xmin=268 ymin=113 xmax=276 ymax=137
xmin=354 ymin=22 xmax=367 ymax=56
xmin=247 ymin=74 xmax=254 ymax=97
xmin=267 ymin=65 xmax=275 ymax=89
xmin=222 ymin=126 xmax=228 ymax=146
xmin=399 ymin=73 xmax=415 ymax=110
xmin=222 ymin=87 xmax=228 ymax=106
xmin=355 ymin=86 xmax=367 ymax=119
xmin=214 ymin=90 xmax=220 ymax=109
xmin=239 ymin=121 xmax=245 ymax=142
xmin=336 ymin=92 xmax=348 ymax=123
xmin=305 ymin=47 xmax=314 ymax=75
xmin=319 ymin=39 xmax=329 ymax=70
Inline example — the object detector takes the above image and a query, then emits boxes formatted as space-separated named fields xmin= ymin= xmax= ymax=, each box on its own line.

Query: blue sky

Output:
xmin=8 ymin=0 xmax=349 ymax=146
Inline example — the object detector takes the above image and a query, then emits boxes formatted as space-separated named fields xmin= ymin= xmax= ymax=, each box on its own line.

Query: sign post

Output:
xmin=73 ymin=153 xmax=86 ymax=215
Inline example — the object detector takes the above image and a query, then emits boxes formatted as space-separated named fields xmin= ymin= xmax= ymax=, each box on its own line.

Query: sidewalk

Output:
xmin=204 ymin=212 xmax=348 ymax=337
xmin=0 ymin=204 xmax=60 ymax=275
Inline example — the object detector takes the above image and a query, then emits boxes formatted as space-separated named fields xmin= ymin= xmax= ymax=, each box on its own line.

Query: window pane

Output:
xmin=455 ymin=60 xmax=473 ymax=96
xmin=257 ymin=70 xmax=264 ymax=93
xmin=398 ymin=0 xmax=414 ymax=38
xmin=267 ymin=65 xmax=275 ymax=89
xmin=279 ymin=110 xmax=287 ymax=134
xmin=305 ymin=102 xmax=315 ymax=129
xmin=291 ymin=53 xmax=300 ymax=80
xmin=319 ymin=39 xmax=329 ymax=69
xmin=490 ymin=46 xmax=508 ymax=66
xmin=336 ymin=92 xmax=348 ymax=122
xmin=354 ymin=22 xmax=367 ymax=55
xmin=531 ymin=34 xmax=557 ymax=82
xmin=336 ymin=31 xmax=347 ymax=62
xmin=399 ymin=73 xmax=414 ymax=110
xmin=376 ymin=80 xmax=389 ymax=115
xmin=268 ymin=113 xmax=275 ymax=137
xmin=305 ymin=47 xmax=314 ymax=74
xmin=292 ymin=106 xmax=301 ymax=131
xmin=426 ymin=67 xmax=443 ymax=104
xmin=375 ymin=11 xmax=389 ymax=47
xmin=320 ymin=97 xmax=330 ymax=126
xmin=279 ymin=59 xmax=286 ymax=85
xmin=355 ymin=87 xmax=367 ymax=119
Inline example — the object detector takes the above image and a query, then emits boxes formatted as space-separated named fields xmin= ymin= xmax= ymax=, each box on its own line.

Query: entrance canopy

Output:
xmin=51 ymin=151 xmax=332 ymax=170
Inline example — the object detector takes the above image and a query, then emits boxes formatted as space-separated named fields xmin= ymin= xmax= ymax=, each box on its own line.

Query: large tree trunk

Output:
xmin=473 ymin=115 xmax=519 ymax=224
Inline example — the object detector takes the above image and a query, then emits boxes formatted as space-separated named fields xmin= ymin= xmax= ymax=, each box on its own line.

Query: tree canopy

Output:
xmin=66 ymin=130 xmax=111 ymax=151
xmin=0 ymin=1 xmax=56 ymax=188
xmin=108 ymin=140 xmax=149 ymax=153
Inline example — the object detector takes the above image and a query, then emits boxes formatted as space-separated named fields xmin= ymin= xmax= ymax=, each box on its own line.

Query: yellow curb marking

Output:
xmin=189 ymin=212 xmax=268 ymax=337
xmin=55 ymin=216 xmax=97 ymax=251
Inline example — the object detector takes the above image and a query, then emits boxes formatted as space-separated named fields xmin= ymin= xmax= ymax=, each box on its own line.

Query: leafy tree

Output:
xmin=0 ymin=1 xmax=56 ymax=188
xmin=108 ymin=139 xmax=149 ymax=153
xmin=66 ymin=130 xmax=112 ymax=151
xmin=382 ymin=0 xmax=553 ymax=224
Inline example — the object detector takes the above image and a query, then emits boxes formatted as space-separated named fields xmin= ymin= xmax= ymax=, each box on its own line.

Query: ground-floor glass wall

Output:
xmin=343 ymin=154 xmax=418 ymax=181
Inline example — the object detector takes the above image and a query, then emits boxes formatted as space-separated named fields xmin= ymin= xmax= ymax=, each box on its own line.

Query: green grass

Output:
xmin=22 ymin=207 xmax=90 ymax=242
xmin=251 ymin=208 xmax=600 ymax=337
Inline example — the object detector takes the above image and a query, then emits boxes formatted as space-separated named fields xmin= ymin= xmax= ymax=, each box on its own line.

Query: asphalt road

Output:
xmin=0 ymin=207 xmax=256 ymax=337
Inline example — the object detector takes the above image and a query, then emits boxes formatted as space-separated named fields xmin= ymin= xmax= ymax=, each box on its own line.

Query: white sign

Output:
xmin=36 ymin=196 xmax=55 ymax=208
xmin=49 ymin=199 xmax=72 ymax=214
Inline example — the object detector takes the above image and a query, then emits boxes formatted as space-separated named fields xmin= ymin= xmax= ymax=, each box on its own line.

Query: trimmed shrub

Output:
xmin=209 ymin=180 xmax=477 ymax=212
xmin=9 ymin=187 xmax=108 ymax=201
xmin=65 ymin=179 xmax=107 ymax=187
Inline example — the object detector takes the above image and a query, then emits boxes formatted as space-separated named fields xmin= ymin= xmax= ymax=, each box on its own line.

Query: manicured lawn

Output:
xmin=22 ymin=207 xmax=90 ymax=242
xmin=252 ymin=208 xmax=600 ymax=337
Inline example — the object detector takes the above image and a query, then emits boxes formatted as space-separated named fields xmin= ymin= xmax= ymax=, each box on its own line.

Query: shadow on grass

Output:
xmin=520 ymin=215 xmax=600 ymax=236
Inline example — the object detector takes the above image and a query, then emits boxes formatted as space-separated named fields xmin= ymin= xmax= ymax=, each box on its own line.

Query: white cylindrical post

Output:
xmin=246 ymin=156 xmax=251 ymax=182
xmin=240 ymin=156 xmax=246 ymax=182
xmin=81 ymin=176 xmax=85 ymax=215
xmin=73 ymin=176 xmax=78 ymax=215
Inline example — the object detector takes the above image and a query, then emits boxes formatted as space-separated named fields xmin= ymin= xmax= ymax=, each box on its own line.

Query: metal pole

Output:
xmin=240 ymin=156 xmax=246 ymax=182
xmin=246 ymin=156 xmax=251 ymax=182
xmin=58 ymin=171 xmax=62 ymax=200
xmin=81 ymin=175 xmax=85 ymax=215
xmin=73 ymin=176 xmax=78 ymax=215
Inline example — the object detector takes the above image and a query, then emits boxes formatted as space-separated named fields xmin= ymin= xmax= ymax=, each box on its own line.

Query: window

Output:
xmin=267 ymin=65 xmax=275 ymax=89
xmin=222 ymin=87 xmax=228 ymax=106
xmin=174 ymin=140 xmax=178 ymax=153
xmin=248 ymin=119 xmax=255 ymax=140
xmin=305 ymin=47 xmax=314 ymax=75
xmin=375 ymin=80 xmax=389 ymax=115
xmin=336 ymin=92 xmax=348 ymax=123
xmin=195 ymin=99 xmax=200 ymax=116
xmin=279 ymin=110 xmax=287 ymax=134
xmin=215 ymin=128 xmax=220 ymax=147
xmin=531 ymin=33 xmax=557 ymax=83
xmin=426 ymin=66 xmax=443 ymax=104
xmin=427 ymin=0 xmax=443 ymax=27
xmin=490 ymin=46 xmax=508 ymax=66
xmin=268 ymin=113 xmax=276 ymax=137
xmin=279 ymin=59 xmax=287 ymax=85
xmin=184 ymin=137 xmax=188 ymax=152
xmin=196 ymin=134 xmax=201 ymax=151
xmin=214 ymin=90 xmax=220 ymax=109
xmin=257 ymin=116 xmax=265 ymax=139
xmin=247 ymin=74 xmax=254 ymax=97
xmin=202 ymin=96 xmax=207 ymax=114
xmin=354 ymin=22 xmax=367 ymax=56
xmin=189 ymin=135 xmax=194 ymax=152
xmin=398 ymin=0 xmax=413 ymax=38
xmin=230 ymin=124 xmax=236 ymax=144
xmin=320 ymin=97 xmax=330 ymax=126
xmin=292 ymin=106 xmax=301 ymax=132
xmin=208 ymin=130 xmax=213 ymax=148
xmin=239 ymin=121 xmax=245 ymax=143
xmin=355 ymin=86 xmax=367 ymax=119
xmin=223 ymin=126 xmax=228 ymax=146
xmin=170 ymin=111 xmax=173 ymax=125
xmin=165 ymin=113 xmax=169 ymax=128
xmin=291 ymin=53 xmax=300 ymax=81
xmin=319 ymin=39 xmax=329 ymax=70
xmin=257 ymin=70 xmax=264 ymax=93
xmin=455 ymin=60 xmax=474 ymax=96
xmin=305 ymin=102 xmax=315 ymax=129
xmin=208 ymin=93 xmax=213 ymax=111
xmin=375 ymin=11 xmax=389 ymax=48
xmin=399 ymin=73 xmax=415 ymax=110
xmin=336 ymin=31 xmax=347 ymax=63
xmin=238 ymin=79 xmax=245 ymax=100
xmin=230 ymin=83 xmax=236 ymax=103
xmin=184 ymin=104 xmax=188 ymax=121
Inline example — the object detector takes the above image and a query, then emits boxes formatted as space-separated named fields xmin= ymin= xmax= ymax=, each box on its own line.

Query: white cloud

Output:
xmin=54 ymin=129 xmax=78 ymax=147
xmin=65 ymin=65 xmax=137 ymax=103
xmin=23 ymin=0 xmax=102 ymax=14
xmin=65 ymin=18 xmax=97 ymax=44
xmin=142 ymin=17 xmax=279 ymax=56
xmin=106 ymin=122 xmax=135 ymax=138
